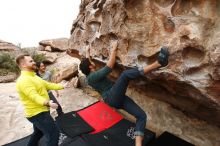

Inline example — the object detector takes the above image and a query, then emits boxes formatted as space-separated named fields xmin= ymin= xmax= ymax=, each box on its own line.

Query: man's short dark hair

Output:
xmin=79 ymin=58 xmax=91 ymax=76
xmin=16 ymin=54 xmax=30 ymax=66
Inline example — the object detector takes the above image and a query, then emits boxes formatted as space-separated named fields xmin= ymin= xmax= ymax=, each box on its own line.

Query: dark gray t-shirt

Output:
xmin=86 ymin=66 xmax=114 ymax=99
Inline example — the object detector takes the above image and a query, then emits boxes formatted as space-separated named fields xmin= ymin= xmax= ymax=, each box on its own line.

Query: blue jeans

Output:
xmin=105 ymin=68 xmax=147 ymax=136
xmin=27 ymin=112 xmax=59 ymax=146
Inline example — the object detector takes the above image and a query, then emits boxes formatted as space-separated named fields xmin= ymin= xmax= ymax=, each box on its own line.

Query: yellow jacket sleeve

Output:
xmin=43 ymin=80 xmax=64 ymax=90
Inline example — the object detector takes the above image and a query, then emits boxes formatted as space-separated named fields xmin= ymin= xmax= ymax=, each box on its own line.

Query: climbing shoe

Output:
xmin=157 ymin=47 xmax=169 ymax=67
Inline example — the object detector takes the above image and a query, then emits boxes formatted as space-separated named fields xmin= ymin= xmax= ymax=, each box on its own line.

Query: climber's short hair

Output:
xmin=79 ymin=58 xmax=91 ymax=76
xmin=16 ymin=54 xmax=30 ymax=66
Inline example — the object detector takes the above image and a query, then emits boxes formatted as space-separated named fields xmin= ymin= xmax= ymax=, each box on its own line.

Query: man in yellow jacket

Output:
xmin=16 ymin=54 xmax=65 ymax=146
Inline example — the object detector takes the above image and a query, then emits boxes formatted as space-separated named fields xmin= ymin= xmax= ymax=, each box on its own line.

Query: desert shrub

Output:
xmin=21 ymin=47 xmax=46 ymax=63
xmin=0 ymin=50 xmax=46 ymax=75
xmin=32 ymin=53 xmax=46 ymax=63
xmin=0 ymin=68 xmax=9 ymax=76
xmin=0 ymin=53 xmax=19 ymax=74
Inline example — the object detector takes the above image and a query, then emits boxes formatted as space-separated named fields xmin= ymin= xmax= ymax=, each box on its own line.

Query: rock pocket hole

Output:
xmin=163 ymin=18 xmax=175 ymax=33
xmin=108 ymin=33 xmax=118 ymax=40
xmin=153 ymin=0 xmax=176 ymax=8
xmin=182 ymin=46 xmax=205 ymax=67
xmin=88 ymin=22 xmax=101 ymax=32
xmin=180 ymin=35 xmax=190 ymax=42
xmin=137 ymin=53 xmax=159 ymax=66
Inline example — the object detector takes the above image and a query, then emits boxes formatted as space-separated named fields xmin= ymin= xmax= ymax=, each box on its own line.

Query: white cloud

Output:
xmin=0 ymin=0 xmax=81 ymax=47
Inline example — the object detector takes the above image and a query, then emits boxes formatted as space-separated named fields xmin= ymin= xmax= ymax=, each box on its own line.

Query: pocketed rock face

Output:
xmin=69 ymin=0 xmax=220 ymax=127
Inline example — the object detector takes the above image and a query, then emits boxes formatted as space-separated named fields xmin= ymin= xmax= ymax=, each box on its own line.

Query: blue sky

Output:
xmin=0 ymin=0 xmax=81 ymax=47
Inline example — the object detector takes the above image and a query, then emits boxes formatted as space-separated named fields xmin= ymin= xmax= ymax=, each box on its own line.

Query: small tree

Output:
xmin=0 ymin=53 xmax=20 ymax=75
xmin=32 ymin=53 xmax=46 ymax=63
xmin=21 ymin=47 xmax=46 ymax=63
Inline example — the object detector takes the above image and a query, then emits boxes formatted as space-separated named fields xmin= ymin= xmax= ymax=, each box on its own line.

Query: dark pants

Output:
xmin=48 ymin=91 xmax=63 ymax=116
xmin=105 ymin=68 xmax=147 ymax=136
xmin=27 ymin=112 xmax=60 ymax=146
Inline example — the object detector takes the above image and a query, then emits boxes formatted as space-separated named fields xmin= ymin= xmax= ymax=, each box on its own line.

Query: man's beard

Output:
xmin=26 ymin=65 xmax=36 ymax=71
xmin=32 ymin=65 xmax=37 ymax=70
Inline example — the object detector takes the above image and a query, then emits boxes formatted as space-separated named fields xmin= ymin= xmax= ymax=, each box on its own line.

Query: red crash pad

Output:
xmin=77 ymin=101 xmax=123 ymax=133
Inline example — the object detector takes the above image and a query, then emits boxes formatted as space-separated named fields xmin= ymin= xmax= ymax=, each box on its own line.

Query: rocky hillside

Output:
xmin=0 ymin=40 xmax=19 ymax=52
xmin=0 ymin=38 xmax=79 ymax=84
xmin=69 ymin=0 xmax=220 ymax=128
xmin=0 ymin=40 xmax=20 ymax=82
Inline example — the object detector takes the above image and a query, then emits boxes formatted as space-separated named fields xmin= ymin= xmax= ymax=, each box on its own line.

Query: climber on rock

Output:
xmin=79 ymin=41 xmax=169 ymax=146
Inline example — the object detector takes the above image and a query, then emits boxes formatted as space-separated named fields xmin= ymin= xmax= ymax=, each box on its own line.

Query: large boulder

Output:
xmin=69 ymin=0 xmax=220 ymax=127
xmin=47 ymin=53 xmax=80 ymax=83
xmin=0 ymin=40 xmax=19 ymax=52
xmin=39 ymin=38 xmax=69 ymax=52
xmin=0 ymin=73 xmax=17 ymax=83
xmin=36 ymin=51 xmax=60 ymax=63
xmin=0 ymin=40 xmax=20 ymax=83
